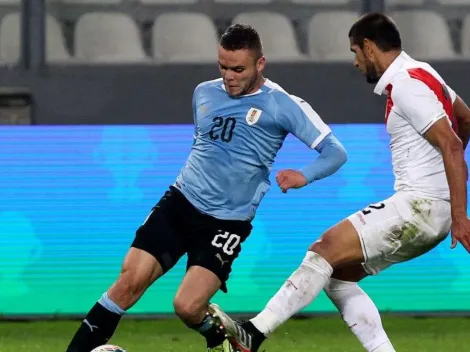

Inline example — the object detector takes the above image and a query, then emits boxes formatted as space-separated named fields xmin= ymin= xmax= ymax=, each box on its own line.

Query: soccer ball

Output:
xmin=91 ymin=345 xmax=127 ymax=352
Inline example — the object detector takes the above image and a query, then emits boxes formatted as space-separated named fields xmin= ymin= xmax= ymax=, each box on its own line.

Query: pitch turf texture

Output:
xmin=0 ymin=317 xmax=469 ymax=351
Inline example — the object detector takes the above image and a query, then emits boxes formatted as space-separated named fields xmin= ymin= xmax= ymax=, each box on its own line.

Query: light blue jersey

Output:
xmin=175 ymin=78 xmax=336 ymax=221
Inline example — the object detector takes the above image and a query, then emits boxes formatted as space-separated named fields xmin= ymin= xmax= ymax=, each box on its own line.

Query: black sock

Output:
xmin=189 ymin=312 xmax=226 ymax=348
xmin=241 ymin=321 xmax=266 ymax=351
xmin=66 ymin=302 xmax=122 ymax=352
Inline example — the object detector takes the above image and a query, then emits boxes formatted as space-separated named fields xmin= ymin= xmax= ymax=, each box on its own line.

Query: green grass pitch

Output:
xmin=0 ymin=316 xmax=468 ymax=351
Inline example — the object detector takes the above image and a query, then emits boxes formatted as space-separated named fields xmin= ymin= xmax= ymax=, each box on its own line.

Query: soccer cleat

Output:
xmin=207 ymin=339 xmax=234 ymax=352
xmin=209 ymin=303 xmax=264 ymax=352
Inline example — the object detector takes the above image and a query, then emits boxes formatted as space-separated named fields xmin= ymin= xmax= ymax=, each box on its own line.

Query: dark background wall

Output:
xmin=1 ymin=61 xmax=468 ymax=125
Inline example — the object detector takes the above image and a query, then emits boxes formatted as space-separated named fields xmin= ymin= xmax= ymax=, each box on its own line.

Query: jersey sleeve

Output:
xmin=447 ymin=84 xmax=457 ymax=104
xmin=192 ymin=86 xmax=201 ymax=142
xmin=392 ymin=78 xmax=449 ymax=135
xmin=276 ymin=95 xmax=331 ymax=149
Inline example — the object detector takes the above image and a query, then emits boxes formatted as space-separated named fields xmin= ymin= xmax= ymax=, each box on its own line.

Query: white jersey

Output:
xmin=374 ymin=51 xmax=457 ymax=201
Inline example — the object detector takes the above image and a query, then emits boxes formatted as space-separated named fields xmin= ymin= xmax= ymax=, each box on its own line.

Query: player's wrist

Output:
xmin=298 ymin=169 xmax=313 ymax=184
xmin=451 ymin=209 xmax=468 ymax=221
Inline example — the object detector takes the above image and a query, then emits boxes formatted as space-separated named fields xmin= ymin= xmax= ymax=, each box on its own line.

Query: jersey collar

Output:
xmin=374 ymin=51 xmax=410 ymax=96
xmin=220 ymin=78 xmax=269 ymax=97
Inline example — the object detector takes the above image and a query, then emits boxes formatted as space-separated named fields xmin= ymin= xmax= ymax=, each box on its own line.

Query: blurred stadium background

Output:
xmin=1 ymin=0 xmax=470 ymax=351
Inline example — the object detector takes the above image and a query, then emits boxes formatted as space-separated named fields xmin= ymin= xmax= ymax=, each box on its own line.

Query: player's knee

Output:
xmin=309 ymin=233 xmax=336 ymax=263
xmin=309 ymin=234 xmax=347 ymax=269
xmin=308 ymin=219 xmax=364 ymax=268
xmin=173 ymin=296 xmax=205 ymax=325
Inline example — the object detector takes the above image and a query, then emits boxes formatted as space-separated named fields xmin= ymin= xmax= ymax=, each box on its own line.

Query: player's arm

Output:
xmin=425 ymin=120 xmax=470 ymax=251
xmin=276 ymin=95 xmax=347 ymax=192
xmin=299 ymin=133 xmax=347 ymax=183
xmin=425 ymin=119 xmax=467 ymax=221
xmin=393 ymin=79 xmax=470 ymax=252
xmin=453 ymin=95 xmax=470 ymax=149
xmin=191 ymin=87 xmax=199 ymax=145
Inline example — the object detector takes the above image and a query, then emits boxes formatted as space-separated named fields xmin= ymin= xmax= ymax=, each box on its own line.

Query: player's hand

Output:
xmin=276 ymin=169 xmax=308 ymax=193
xmin=450 ymin=216 xmax=470 ymax=253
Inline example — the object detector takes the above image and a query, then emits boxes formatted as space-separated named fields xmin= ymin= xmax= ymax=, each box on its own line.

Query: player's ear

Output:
xmin=362 ymin=39 xmax=375 ymax=62
xmin=257 ymin=56 xmax=266 ymax=71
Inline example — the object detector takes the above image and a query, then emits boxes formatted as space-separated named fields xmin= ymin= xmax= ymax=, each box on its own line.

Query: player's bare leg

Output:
xmin=326 ymin=265 xmax=396 ymax=352
xmin=108 ymin=248 xmax=164 ymax=309
xmin=174 ymin=266 xmax=232 ymax=351
xmin=66 ymin=248 xmax=163 ymax=352
xmin=210 ymin=219 xmax=366 ymax=352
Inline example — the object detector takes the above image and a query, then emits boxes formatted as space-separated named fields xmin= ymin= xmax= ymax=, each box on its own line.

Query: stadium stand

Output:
xmin=390 ymin=10 xmax=457 ymax=59
xmin=232 ymin=11 xmax=307 ymax=62
xmin=1 ymin=0 xmax=470 ymax=63
xmin=74 ymin=12 xmax=147 ymax=62
xmin=0 ymin=12 xmax=70 ymax=63
xmin=307 ymin=11 xmax=359 ymax=61
xmin=152 ymin=12 xmax=218 ymax=63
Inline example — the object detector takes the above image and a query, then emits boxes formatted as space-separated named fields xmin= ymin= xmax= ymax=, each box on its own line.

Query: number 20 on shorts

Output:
xmin=211 ymin=230 xmax=241 ymax=256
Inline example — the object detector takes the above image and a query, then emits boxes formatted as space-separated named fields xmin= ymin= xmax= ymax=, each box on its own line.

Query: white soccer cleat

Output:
xmin=209 ymin=303 xmax=253 ymax=352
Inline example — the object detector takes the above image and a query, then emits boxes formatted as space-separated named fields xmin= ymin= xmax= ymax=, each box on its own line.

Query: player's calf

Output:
xmin=174 ymin=266 xmax=228 ymax=350
xmin=107 ymin=269 xmax=150 ymax=310
xmin=325 ymin=277 xmax=396 ymax=352
xmin=173 ymin=296 xmax=209 ymax=325
xmin=66 ymin=248 xmax=163 ymax=352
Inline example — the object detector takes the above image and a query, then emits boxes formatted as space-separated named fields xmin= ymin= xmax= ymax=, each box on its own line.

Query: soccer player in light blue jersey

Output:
xmin=66 ymin=24 xmax=347 ymax=352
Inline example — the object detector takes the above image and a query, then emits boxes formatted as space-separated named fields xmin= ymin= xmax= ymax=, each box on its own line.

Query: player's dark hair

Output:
xmin=220 ymin=24 xmax=263 ymax=58
xmin=348 ymin=12 xmax=402 ymax=52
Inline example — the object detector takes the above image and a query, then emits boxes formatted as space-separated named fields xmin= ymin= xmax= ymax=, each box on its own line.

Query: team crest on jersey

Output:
xmin=246 ymin=108 xmax=262 ymax=125
xmin=199 ymin=104 xmax=208 ymax=114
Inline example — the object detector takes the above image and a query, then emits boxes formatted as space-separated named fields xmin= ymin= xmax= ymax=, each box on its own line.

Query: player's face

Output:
xmin=218 ymin=46 xmax=265 ymax=97
xmin=350 ymin=40 xmax=380 ymax=84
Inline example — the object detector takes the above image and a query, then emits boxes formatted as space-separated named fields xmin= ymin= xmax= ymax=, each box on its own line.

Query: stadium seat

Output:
xmin=0 ymin=13 xmax=70 ymax=63
xmin=460 ymin=14 xmax=470 ymax=57
xmin=386 ymin=0 xmax=425 ymax=5
xmin=152 ymin=13 xmax=218 ymax=63
xmin=290 ymin=0 xmax=350 ymax=5
xmin=437 ymin=0 xmax=470 ymax=5
xmin=75 ymin=13 xmax=147 ymax=63
xmin=307 ymin=11 xmax=359 ymax=61
xmin=140 ymin=0 xmax=197 ymax=3
xmin=214 ymin=0 xmax=272 ymax=3
xmin=232 ymin=12 xmax=307 ymax=62
xmin=389 ymin=11 xmax=456 ymax=60
xmin=61 ymin=0 xmax=121 ymax=4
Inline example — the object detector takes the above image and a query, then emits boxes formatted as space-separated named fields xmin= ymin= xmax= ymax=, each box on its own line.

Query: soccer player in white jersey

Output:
xmin=209 ymin=12 xmax=470 ymax=352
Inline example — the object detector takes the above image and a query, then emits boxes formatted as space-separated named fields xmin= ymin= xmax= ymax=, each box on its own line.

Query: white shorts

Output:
xmin=348 ymin=192 xmax=451 ymax=275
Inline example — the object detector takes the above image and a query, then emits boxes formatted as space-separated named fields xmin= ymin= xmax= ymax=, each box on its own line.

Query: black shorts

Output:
xmin=131 ymin=186 xmax=252 ymax=292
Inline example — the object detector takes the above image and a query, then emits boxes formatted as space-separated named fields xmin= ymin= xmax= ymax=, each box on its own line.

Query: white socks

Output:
xmin=250 ymin=251 xmax=333 ymax=335
xmin=248 ymin=251 xmax=395 ymax=352
xmin=324 ymin=278 xmax=395 ymax=352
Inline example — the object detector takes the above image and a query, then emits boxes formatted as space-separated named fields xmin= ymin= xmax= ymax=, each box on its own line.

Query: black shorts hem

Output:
xmin=130 ymin=240 xmax=179 ymax=274
xmin=186 ymin=260 xmax=229 ymax=293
